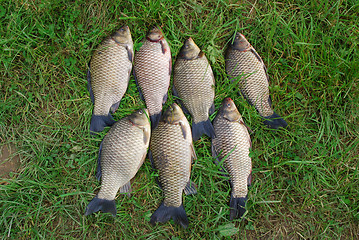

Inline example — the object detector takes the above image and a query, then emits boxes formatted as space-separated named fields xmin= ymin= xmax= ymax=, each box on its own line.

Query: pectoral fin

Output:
xmin=126 ymin=45 xmax=134 ymax=62
xmin=179 ymin=121 xmax=191 ymax=141
xmin=238 ymin=120 xmax=253 ymax=134
xmin=143 ymin=126 xmax=150 ymax=145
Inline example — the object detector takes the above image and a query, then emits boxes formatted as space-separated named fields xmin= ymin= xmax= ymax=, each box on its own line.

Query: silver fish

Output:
xmin=173 ymin=37 xmax=216 ymax=141
xmin=85 ymin=109 xmax=151 ymax=217
xmin=149 ymin=103 xmax=196 ymax=228
xmin=134 ymin=26 xmax=171 ymax=129
xmin=87 ymin=25 xmax=134 ymax=133
xmin=212 ymin=98 xmax=252 ymax=220
xmin=226 ymin=33 xmax=287 ymax=129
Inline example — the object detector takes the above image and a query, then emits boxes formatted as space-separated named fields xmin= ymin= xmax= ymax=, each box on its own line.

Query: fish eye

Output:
xmin=185 ymin=45 xmax=189 ymax=48
xmin=138 ymin=110 xmax=143 ymax=114
xmin=227 ymin=103 xmax=231 ymax=107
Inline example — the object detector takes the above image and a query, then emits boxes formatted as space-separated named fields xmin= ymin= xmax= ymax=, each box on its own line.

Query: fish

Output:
xmin=85 ymin=108 xmax=151 ymax=217
xmin=133 ymin=26 xmax=172 ymax=129
xmin=87 ymin=25 xmax=134 ymax=133
xmin=211 ymin=98 xmax=252 ymax=220
xmin=149 ymin=103 xmax=197 ymax=228
xmin=173 ymin=37 xmax=215 ymax=141
xmin=225 ymin=32 xmax=288 ymax=129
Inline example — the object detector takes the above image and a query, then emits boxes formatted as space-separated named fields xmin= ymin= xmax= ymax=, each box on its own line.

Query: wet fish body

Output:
xmin=211 ymin=98 xmax=252 ymax=220
xmin=226 ymin=33 xmax=287 ymax=129
xmin=134 ymin=26 xmax=171 ymax=129
xmin=88 ymin=25 xmax=134 ymax=133
xmin=149 ymin=103 xmax=196 ymax=228
xmin=173 ymin=38 xmax=215 ymax=141
xmin=85 ymin=109 xmax=150 ymax=217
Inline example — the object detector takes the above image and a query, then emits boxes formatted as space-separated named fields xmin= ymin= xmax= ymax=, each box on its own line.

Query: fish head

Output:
xmin=147 ymin=25 xmax=163 ymax=41
xmin=220 ymin=98 xmax=241 ymax=122
xmin=112 ymin=25 xmax=132 ymax=44
xmin=163 ymin=103 xmax=186 ymax=124
xmin=178 ymin=37 xmax=201 ymax=60
xmin=231 ymin=33 xmax=251 ymax=51
xmin=129 ymin=108 xmax=150 ymax=127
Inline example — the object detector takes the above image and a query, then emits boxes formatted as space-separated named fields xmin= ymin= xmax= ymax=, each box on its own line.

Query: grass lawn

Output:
xmin=1 ymin=0 xmax=358 ymax=239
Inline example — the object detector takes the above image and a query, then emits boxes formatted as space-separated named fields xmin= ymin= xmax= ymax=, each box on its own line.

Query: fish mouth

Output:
xmin=147 ymin=25 xmax=163 ymax=38
xmin=186 ymin=37 xmax=194 ymax=43
xmin=232 ymin=33 xmax=251 ymax=51
xmin=150 ymin=25 xmax=161 ymax=31
xmin=223 ymin=98 xmax=234 ymax=105
xmin=184 ymin=37 xmax=195 ymax=46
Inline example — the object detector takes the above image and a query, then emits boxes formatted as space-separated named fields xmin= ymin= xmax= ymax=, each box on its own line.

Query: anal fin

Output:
xmin=110 ymin=101 xmax=120 ymax=113
xmin=119 ymin=181 xmax=131 ymax=196
xmin=184 ymin=180 xmax=197 ymax=195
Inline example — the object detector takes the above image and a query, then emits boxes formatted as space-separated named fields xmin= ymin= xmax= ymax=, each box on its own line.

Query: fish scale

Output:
xmin=134 ymin=39 xmax=171 ymax=122
xmin=226 ymin=49 xmax=273 ymax=117
xmin=174 ymin=57 xmax=215 ymax=123
xmin=97 ymin=119 xmax=148 ymax=200
xmin=91 ymin=38 xmax=132 ymax=116
xmin=212 ymin=116 xmax=251 ymax=198
xmin=150 ymin=122 xmax=191 ymax=207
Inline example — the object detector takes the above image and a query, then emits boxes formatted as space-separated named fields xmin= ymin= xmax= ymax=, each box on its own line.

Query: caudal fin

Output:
xmin=90 ymin=113 xmax=116 ymax=134
xmin=150 ymin=112 xmax=161 ymax=130
xmin=192 ymin=119 xmax=216 ymax=141
xmin=85 ymin=196 xmax=116 ymax=217
xmin=263 ymin=112 xmax=288 ymax=129
xmin=229 ymin=195 xmax=247 ymax=220
xmin=150 ymin=202 xmax=189 ymax=228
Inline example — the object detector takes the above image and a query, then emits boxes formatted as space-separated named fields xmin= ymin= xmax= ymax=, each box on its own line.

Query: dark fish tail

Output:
xmin=150 ymin=112 xmax=161 ymax=130
xmin=150 ymin=202 xmax=189 ymax=228
xmin=85 ymin=196 xmax=116 ymax=217
xmin=90 ymin=113 xmax=116 ymax=134
xmin=229 ymin=194 xmax=247 ymax=220
xmin=263 ymin=112 xmax=288 ymax=129
xmin=192 ymin=119 xmax=216 ymax=141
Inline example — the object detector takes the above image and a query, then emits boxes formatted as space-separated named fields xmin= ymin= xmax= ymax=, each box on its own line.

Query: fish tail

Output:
xmin=263 ymin=112 xmax=288 ymax=129
xmin=90 ymin=113 xmax=116 ymax=134
xmin=150 ymin=112 xmax=161 ymax=130
xmin=150 ymin=202 xmax=189 ymax=228
xmin=229 ymin=194 xmax=247 ymax=220
xmin=192 ymin=118 xmax=216 ymax=141
xmin=85 ymin=196 xmax=116 ymax=217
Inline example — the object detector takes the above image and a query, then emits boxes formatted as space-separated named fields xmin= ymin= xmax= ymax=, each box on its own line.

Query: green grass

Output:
xmin=1 ymin=0 xmax=358 ymax=239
